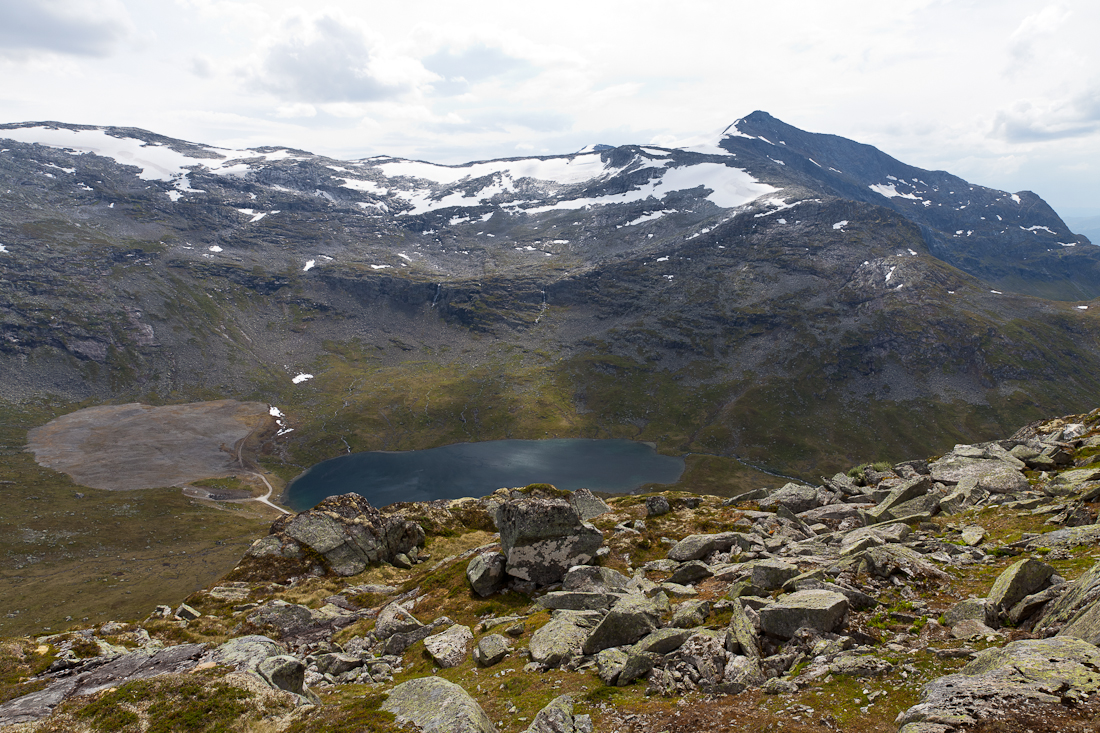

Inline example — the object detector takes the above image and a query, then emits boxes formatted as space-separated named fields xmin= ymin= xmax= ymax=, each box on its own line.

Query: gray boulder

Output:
xmin=896 ymin=637 xmax=1100 ymax=733
xmin=382 ymin=677 xmax=495 ymax=733
xmin=645 ymin=495 xmax=671 ymax=517
xmin=942 ymin=598 xmax=996 ymax=629
xmin=1036 ymin=560 xmax=1100 ymax=636
xmin=929 ymin=457 xmax=1027 ymax=494
xmin=583 ymin=595 xmax=662 ymax=654
xmin=617 ymin=651 xmax=659 ymax=686
xmin=752 ymin=559 xmax=801 ymax=591
xmin=724 ymin=600 xmax=760 ymax=659
xmin=466 ymin=552 xmax=507 ymax=597
xmin=631 ymin=627 xmax=694 ymax=655
xmin=724 ymin=654 xmax=765 ymax=687
xmin=667 ymin=561 xmax=713 ymax=586
xmin=524 ymin=695 xmax=592 ymax=733
xmin=207 ymin=635 xmax=286 ymax=672
xmin=569 ymin=488 xmax=611 ymax=521
xmin=497 ymin=497 xmax=604 ymax=585
xmin=257 ymin=655 xmax=307 ymax=696
xmin=987 ymin=558 xmax=1055 ymax=616
xmin=596 ymin=648 xmax=628 ymax=685
xmin=473 ymin=634 xmax=512 ymax=666
xmin=759 ymin=483 xmax=820 ymax=514
xmin=537 ymin=591 xmax=621 ymax=611
xmin=423 ymin=624 xmax=472 ymax=668
xmin=563 ymin=565 xmax=632 ymax=593
xmin=529 ymin=611 xmax=600 ymax=667
xmin=375 ymin=602 xmax=423 ymax=640
xmin=758 ymin=590 xmax=848 ymax=639
xmin=669 ymin=600 xmax=710 ymax=629
xmin=667 ymin=532 xmax=753 ymax=562
xmin=272 ymin=493 xmax=424 ymax=576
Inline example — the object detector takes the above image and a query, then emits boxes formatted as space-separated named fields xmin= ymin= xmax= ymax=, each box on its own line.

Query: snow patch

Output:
xmin=1011 ymin=194 xmax=1021 ymax=204
xmin=370 ymin=264 xmax=392 ymax=270
xmin=303 ymin=260 xmax=315 ymax=272
xmin=990 ymin=290 xmax=1002 ymax=294
xmin=1020 ymin=225 xmax=1055 ymax=234
xmin=833 ymin=221 xmax=849 ymax=230
xmin=869 ymin=183 xmax=922 ymax=201
xmin=269 ymin=406 xmax=284 ymax=418
xmin=656 ymin=256 xmax=669 ymax=262
xmin=624 ymin=210 xmax=673 ymax=226
xmin=208 ymin=245 xmax=223 ymax=252
xmin=0 ymin=244 xmax=8 ymax=253
xmin=886 ymin=266 xmax=897 ymax=283
xmin=1077 ymin=305 xmax=1089 ymax=310
xmin=292 ymin=373 xmax=314 ymax=384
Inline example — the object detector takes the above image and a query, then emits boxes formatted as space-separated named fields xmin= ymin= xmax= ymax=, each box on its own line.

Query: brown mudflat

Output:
xmin=26 ymin=400 xmax=272 ymax=490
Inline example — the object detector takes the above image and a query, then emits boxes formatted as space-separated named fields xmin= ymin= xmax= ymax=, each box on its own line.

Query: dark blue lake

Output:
xmin=284 ymin=439 xmax=685 ymax=511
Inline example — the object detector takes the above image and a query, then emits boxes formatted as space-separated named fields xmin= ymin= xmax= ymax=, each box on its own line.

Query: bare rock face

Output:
xmin=496 ymin=497 xmax=603 ymax=585
xmin=261 ymin=493 xmax=425 ymax=576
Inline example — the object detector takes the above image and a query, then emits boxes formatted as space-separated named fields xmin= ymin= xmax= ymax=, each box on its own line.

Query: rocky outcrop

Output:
xmin=496 ymin=496 xmax=604 ymax=585
xmin=252 ymin=493 xmax=425 ymax=576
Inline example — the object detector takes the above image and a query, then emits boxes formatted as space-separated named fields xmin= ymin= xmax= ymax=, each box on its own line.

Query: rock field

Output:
xmin=3 ymin=411 xmax=1100 ymax=732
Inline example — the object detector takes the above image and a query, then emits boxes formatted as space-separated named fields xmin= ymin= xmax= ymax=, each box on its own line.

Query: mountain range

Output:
xmin=1 ymin=111 xmax=1098 ymax=482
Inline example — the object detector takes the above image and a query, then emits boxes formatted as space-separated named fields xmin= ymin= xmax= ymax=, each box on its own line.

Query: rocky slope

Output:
xmin=2 ymin=409 xmax=1100 ymax=732
xmin=1 ymin=114 xmax=1098 ymax=480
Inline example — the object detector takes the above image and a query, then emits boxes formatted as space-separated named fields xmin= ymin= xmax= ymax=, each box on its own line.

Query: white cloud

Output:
xmin=0 ymin=0 xmax=135 ymax=59
xmin=248 ymin=11 xmax=437 ymax=103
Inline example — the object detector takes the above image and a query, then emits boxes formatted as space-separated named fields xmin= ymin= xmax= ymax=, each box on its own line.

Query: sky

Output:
xmin=1 ymin=0 xmax=1099 ymax=218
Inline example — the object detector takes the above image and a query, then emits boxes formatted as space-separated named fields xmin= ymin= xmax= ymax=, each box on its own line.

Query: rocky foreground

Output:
xmin=3 ymin=413 xmax=1100 ymax=732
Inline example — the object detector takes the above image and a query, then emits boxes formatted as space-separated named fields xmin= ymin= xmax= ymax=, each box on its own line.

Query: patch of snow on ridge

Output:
xmin=292 ymin=373 xmax=313 ymax=384
xmin=1021 ymin=225 xmax=1055 ymax=234
xmin=869 ymin=183 xmax=922 ymax=201
xmin=1011 ymin=194 xmax=1021 ymax=204
xmin=376 ymin=154 xmax=612 ymax=187
xmin=886 ymin=266 xmax=897 ymax=283
xmin=370 ymin=264 xmax=392 ymax=270
xmin=1078 ymin=306 xmax=1089 ymax=310
xmin=624 ymin=210 xmax=673 ymax=226
xmin=833 ymin=221 xmax=849 ymax=230
xmin=0 ymin=244 xmax=8 ymax=253
xmin=208 ymin=245 xmax=222 ymax=252
xmin=303 ymin=260 xmax=315 ymax=272
xmin=520 ymin=163 xmax=777 ymax=214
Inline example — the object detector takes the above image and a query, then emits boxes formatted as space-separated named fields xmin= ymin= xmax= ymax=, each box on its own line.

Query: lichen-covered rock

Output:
xmin=645 ymin=495 xmax=671 ymax=517
xmin=497 ymin=497 xmax=603 ymax=585
xmin=1035 ymin=561 xmax=1100 ymax=634
xmin=596 ymin=648 xmax=628 ymax=685
xmin=666 ymin=532 xmax=754 ymax=562
xmin=266 ymin=493 xmax=424 ymax=576
xmin=942 ymin=598 xmax=995 ymax=629
xmin=208 ymin=635 xmax=286 ymax=672
xmin=631 ymin=627 xmax=693 ymax=655
xmin=472 ymin=634 xmax=511 ymax=666
xmin=257 ymin=655 xmax=307 ymax=696
xmin=423 ymin=624 xmax=473 ymax=668
xmin=669 ymin=599 xmax=710 ymax=628
xmin=987 ymin=558 xmax=1055 ymax=617
xmin=724 ymin=600 xmax=761 ymax=659
xmin=375 ymin=602 xmax=424 ymax=640
xmin=929 ymin=457 xmax=1027 ymax=493
xmin=562 ymin=565 xmax=633 ymax=593
xmin=896 ymin=637 xmax=1100 ymax=731
xmin=752 ymin=559 xmax=801 ymax=591
xmin=382 ymin=677 xmax=495 ymax=733
xmin=529 ymin=611 xmax=600 ymax=667
xmin=537 ymin=591 xmax=621 ymax=611
xmin=758 ymin=590 xmax=848 ymax=639
xmin=466 ymin=551 xmax=506 ymax=597
xmin=524 ymin=695 xmax=592 ymax=733
xmin=570 ymin=488 xmax=611 ymax=521
xmin=759 ymin=483 xmax=821 ymax=514
xmin=583 ymin=595 xmax=662 ymax=654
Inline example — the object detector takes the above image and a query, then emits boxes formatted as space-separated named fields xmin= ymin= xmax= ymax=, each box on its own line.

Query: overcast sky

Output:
xmin=2 ymin=0 xmax=1098 ymax=217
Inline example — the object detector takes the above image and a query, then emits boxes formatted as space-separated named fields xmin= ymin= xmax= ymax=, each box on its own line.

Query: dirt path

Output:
xmin=27 ymin=400 xmax=274 ymax=491
xmin=249 ymin=471 xmax=290 ymax=514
